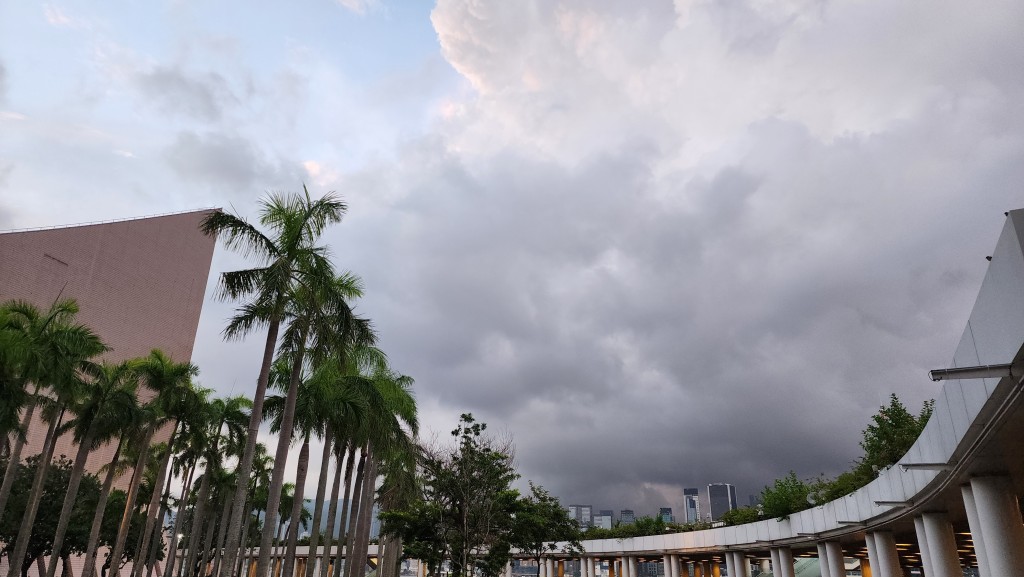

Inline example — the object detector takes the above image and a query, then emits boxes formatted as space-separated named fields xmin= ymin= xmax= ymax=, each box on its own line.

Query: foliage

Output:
xmin=581 ymin=516 xmax=710 ymax=540
xmin=719 ymin=507 xmax=760 ymax=526
xmin=859 ymin=394 xmax=934 ymax=474
xmin=0 ymin=455 xmax=151 ymax=571
xmin=381 ymin=414 xmax=521 ymax=577
xmin=512 ymin=483 xmax=582 ymax=562
xmin=759 ymin=472 xmax=811 ymax=520
xmin=754 ymin=394 xmax=935 ymax=522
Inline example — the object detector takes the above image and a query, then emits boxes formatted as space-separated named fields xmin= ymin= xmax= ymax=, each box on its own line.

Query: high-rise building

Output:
xmin=659 ymin=507 xmax=673 ymax=523
xmin=708 ymin=483 xmax=738 ymax=521
xmin=0 ymin=210 xmax=217 ymax=484
xmin=567 ymin=504 xmax=592 ymax=528
xmin=594 ymin=510 xmax=613 ymax=530
xmin=620 ymin=509 xmax=635 ymax=524
xmin=683 ymin=488 xmax=700 ymax=523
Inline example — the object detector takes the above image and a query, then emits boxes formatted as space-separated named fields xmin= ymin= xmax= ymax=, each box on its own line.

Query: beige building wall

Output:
xmin=0 ymin=209 xmax=217 ymax=481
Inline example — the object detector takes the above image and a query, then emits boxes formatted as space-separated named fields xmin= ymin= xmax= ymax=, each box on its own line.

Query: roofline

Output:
xmin=0 ymin=207 xmax=222 ymax=234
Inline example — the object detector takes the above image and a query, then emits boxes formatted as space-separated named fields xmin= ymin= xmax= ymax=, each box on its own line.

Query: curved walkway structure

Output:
xmin=522 ymin=210 xmax=1024 ymax=577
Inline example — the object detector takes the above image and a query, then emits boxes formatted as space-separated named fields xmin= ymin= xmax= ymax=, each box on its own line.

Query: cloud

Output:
xmin=135 ymin=66 xmax=239 ymax=122
xmin=0 ymin=62 xmax=6 ymax=104
xmin=335 ymin=0 xmax=378 ymax=15
xmin=330 ymin=0 xmax=1024 ymax=514
xmin=163 ymin=131 xmax=305 ymax=195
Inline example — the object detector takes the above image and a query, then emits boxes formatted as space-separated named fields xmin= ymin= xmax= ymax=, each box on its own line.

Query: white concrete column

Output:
xmin=769 ymin=550 xmax=780 ymax=576
xmin=631 ymin=557 xmax=640 ymax=577
xmin=777 ymin=548 xmax=795 ymax=577
xmin=923 ymin=512 xmax=964 ymax=577
xmin=540 ymin=559 xmax=548 ymax=577
xmin=732 ymin=553 xmax=749 ymax=577
xmin=670 ymin=555 xmax=681 ymax=577
xmin=970 ymin=475 xmax=1024 ymax=577
xmin=913 ymin=516 xmax=935 ymax=577
xmin=662 ymin=555 xmax=671 ymax=577
xmin=961 ymin=484 xmax=992 ymax=577
xmin=621 ymin=558 xmax=630 ymax=577
xmin=870 ymin=531 xmax=904 ymax=577
xmin=815 ymin=544 xmax=831 ymax=577
xmin=865 ymin=533 xmax=879 ymax=576
xmin=758 ymin=559 xmax=769 ymax=574
xmin=824 ymin=542 xmax=844 ymax=577
xmin=723 ymin=554 xmax=735 ymax=577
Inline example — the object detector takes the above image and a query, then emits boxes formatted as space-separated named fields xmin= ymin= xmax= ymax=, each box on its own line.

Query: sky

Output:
xmin=2 ymin=0 xmax=1023 ymax=517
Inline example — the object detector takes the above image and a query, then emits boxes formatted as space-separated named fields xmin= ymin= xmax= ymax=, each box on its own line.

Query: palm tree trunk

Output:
xmin=135 ymin=423 xmax=180 ymax=577
xmin=195 ymin=497 xmax=220 ymax=577
xmin=0 ymin=386 xmax=39 ymax=520
xmin=46 ymin=424 xmax=99 ymax=577
xmin=338 ymin=450 xmax=366 ymax=577
xmin=144 ymin=500 xmax=168 ymax=577
xmin=348 ymin=454 xmax=377 ymax=577
xmin=179 ymin=462 xmax=215 ymax=577
xmin=217 ymin=313 xmax=282 ymax=577
xmin=211 ymin=493 xmax=238 ymax=577
xmin=331 ymin=446 xmax=358 ymax=577
xmin=6 ymin=406 xmax=64 ymax=577
xmin=318 ymin=447 xmax=345 ymax=577
xmin=256 ymin=339 xmax=307 ymax=577
xmin=159 ymin=460 xmax=195 ymax=577
xmin=282 ymin=435 xmax=310 ymax=577
xmin=303 ymin=425 xmax=332 ymax=577
xmin=110 ymin=426 xmax=157 ymax=577
xmin=82 ymin=437 xmax=125 ymax=577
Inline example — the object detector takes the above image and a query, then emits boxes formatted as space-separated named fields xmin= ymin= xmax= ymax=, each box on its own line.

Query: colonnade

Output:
xmin=523 ymin=474 xmax=1024 ymax=577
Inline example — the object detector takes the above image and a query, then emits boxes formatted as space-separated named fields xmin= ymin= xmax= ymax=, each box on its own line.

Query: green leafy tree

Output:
xmin=382 ymin=414 xmax=520 ymax=577
xmin=859 ymin=394 xmax=934 ymax=474
xmin=719 ymin=507 xmax=759 ymax=526
xmin=512 ymin=483 xmax=582 ymax=572
xmin=0 ymin=456 xmax=153 ymax=577
xmin=759 ymin=472 xmax=811 ymax=520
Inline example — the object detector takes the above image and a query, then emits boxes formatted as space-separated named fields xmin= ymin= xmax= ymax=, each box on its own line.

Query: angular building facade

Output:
xmin=0 ymin=209 xmax=217 ymax=477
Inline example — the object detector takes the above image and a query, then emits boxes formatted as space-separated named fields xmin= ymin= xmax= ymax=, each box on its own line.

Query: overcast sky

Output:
xmin=2 ymin=0 xmax=1023 ymax=516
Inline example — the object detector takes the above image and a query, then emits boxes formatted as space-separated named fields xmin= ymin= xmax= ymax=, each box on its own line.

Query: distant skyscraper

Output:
xmin=568 ymin=505 xmax=592 ymax=528
xmin=683 ymin=488 xmax=700 ymax=523
xmin=708 ymin=483 xmax=738 ymax=520
xmin=620 ymin=509 xmax=636 ymax=524
xmin=659 ymin=507 xmax=673 ymax=523
xmin=595 ymin=510 xmax=613 ymax=529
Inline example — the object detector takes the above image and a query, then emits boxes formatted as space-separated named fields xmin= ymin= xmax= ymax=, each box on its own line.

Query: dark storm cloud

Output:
xmin=135 ymin=66 xmax=239 ymax=122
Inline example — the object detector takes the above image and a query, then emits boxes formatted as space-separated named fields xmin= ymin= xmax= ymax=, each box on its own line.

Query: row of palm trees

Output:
xmin=0 ymin=188 xmax=422 ymax=577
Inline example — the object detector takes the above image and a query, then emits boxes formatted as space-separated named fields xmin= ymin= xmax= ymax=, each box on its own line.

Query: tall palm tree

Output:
xmin=0 ymin=298 xmax=107 ymax=523
xmin=46 ymin=361 xmax=140 ymax=577
xmin=201 ymin=187 xmax=346 ymax=577
xmin=128 ymin=351 xmax=201 ymax=577
xmin=177 ymin=395 xmax=250 ymax=577
xmin=4 ymin=303 xmax=108 ymax=577
xmin=81 ymin=393 xmax=147 ymax=577
xmin=344 ymin=369 xmax=417 ymax=577
xmin=267 ymin=357 xmax=368 ymax=577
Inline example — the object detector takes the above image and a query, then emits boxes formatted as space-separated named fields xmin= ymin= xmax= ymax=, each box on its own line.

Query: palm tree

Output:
xmin=177 ymin=395 xmax=250 ymax=577
xmin=3 ymin=301 xmax=108 ymax=577
xmin=200 ymin=187 xmax=346 ymax=577
xmin=344 ymin=369 xmax=417 ymax=577
xmin=46 ymin=361 xmax=139 ymax=577
xmin=0 ymin=298 xmax=107 ymax=523
xmin=81 ymin=394 xmax=147 ymax=577
xmin=128 ymin=351 xmax=201 ymax=577
xmin=268 ymin=356 xmax=368 ymax=577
